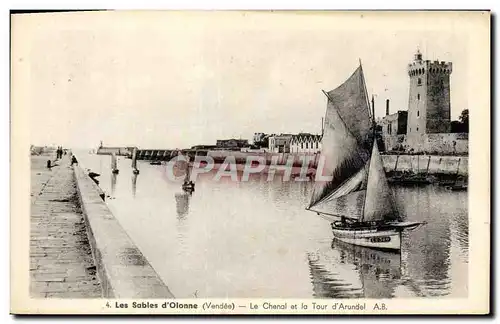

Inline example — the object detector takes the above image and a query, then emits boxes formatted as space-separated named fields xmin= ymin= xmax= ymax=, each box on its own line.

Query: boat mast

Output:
xmin=184 ymin=154 xmax=192 ymax=183
xmin=453 ymin=157 xmax=462 ymax=185
xmin=359 ymin=59 xmax=374 ymax=222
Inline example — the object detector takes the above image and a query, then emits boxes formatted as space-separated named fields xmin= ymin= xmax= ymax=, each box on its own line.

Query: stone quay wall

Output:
xmin=383 ymin=132 xmax=468 ymax=155
xmin=73 ymin=166 xmax=174 ymax=298
xmin=205 ymin=151 xmax=468 ymax=176
xmin=381 ymin=154 xmax=468 ymax=176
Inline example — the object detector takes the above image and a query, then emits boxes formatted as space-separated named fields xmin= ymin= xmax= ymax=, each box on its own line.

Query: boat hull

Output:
xmin=331 ymin=227 xmax=402 ymax=251
xmin=182 ymin=184 xmax=195 ymax=192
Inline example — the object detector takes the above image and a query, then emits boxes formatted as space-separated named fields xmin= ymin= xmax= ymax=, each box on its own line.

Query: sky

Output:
xmin=15 ymin=11 xmax=477 ymax=150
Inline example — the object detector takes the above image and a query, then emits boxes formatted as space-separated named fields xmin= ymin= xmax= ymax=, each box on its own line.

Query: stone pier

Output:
xmin=30 ymin=154 xmax=102 ymax=298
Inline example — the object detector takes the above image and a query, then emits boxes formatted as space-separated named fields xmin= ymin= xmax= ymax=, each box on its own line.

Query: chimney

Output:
xmin=386 ymin=99 xmax=390 ymax=116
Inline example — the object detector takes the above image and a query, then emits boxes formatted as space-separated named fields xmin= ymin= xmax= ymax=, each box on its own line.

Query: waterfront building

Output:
xmin=289 ymin=133 xmax=322 ymax=154
xmin=268 ymin=134 xmax=292 ymax=153
xmin=253 ymin=133 xmax=266 ymax=144
xmin=379 ymin=99 xmax=408 ymax=152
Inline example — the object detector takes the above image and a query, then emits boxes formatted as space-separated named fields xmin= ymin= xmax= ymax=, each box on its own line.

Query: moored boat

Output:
xmin=182 ymin=155 xmax=195 ymax=193
xmin=306 ymin=62 xmax=425 ymax=251
xmin=388 ymin=173 xmax=434 ymax=186
xmin=444 ymin=158 xmax=467 ymax=191
xmin=111 ymin=153 xmax=119 ymax=174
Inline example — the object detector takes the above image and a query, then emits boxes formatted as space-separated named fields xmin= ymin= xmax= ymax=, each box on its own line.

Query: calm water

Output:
xmin=76 ymin=152 xmax=468 ymax=298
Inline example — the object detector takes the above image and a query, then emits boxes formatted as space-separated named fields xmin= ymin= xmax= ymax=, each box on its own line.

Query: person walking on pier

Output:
xmin=56 ymin=146 xmax=63 ymax=159
xmin=71 ymin=155 xmax=78 ymax=166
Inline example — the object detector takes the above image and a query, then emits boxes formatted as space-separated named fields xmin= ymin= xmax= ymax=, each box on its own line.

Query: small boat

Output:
xmin=306 ymin=62 xmax=425 ymax=251
xmin=446 ymin=183 xmax=468 ymax=191
xmin=438 ymin=179 xmax=456 ymax=186
xmin=445 ymin=159 xmax=467 ymax=191
xmin=88 ymin=171 xmax=100 ymax=178
xmin=182 ymin=156 xmax=195 ymax=192
xmin=387 ymin=155 xmax=434 ymax=185
xmin=111 ymin=153 xmax=119 ymax=174
xmin=389 ymin=173 xmax=433 ymax=186
xmin=182 ymin=181 xmax=195 ymax=192
xmin=150 ymin=161 xmax=162 ymax=165
xmin=445 ymin=175 xmax=468 ymax=191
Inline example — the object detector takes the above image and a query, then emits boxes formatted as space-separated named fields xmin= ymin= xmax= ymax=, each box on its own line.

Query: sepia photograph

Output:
xmin=10 ymin=10 xmax=490 ymax=314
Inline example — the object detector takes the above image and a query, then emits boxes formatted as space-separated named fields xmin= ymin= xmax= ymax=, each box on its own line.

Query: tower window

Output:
xmin=417 ymin=127 xmax=419 ymax=131
xmin=417 ymin=93 xmax=420 ymax=100
xmin=417 ymin=111 xmax=420 ymax=117
xmin=417 ymin=78 xmax=422 ymax=85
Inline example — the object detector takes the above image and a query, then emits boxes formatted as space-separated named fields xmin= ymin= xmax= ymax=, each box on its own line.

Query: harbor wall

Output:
xmin=383 ymin=132 xmax=469 ymax=154
xmin=134 ymin=148 xmax=468 ymax=176
xmin=96 ymin=147 xmax=131 ymax=156
xmin=206 ymin=151 xmax=468 ymax=176
xmin=207 ymin=150 xmax=321 ymax=167
xmin=73 ymin=166 xmax=174 ymax=298
xmin=381 ymin=155 xmax=468 ymax=176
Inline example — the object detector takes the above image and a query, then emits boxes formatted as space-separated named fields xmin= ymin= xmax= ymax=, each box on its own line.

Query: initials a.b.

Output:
xmin=373 ymin=303 xmax=387 ymax=311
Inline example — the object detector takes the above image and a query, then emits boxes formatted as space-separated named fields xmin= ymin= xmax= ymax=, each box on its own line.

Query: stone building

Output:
xmin=268 ymin=134 xmax=293 ymax=153
xmin=407 ymin=50 xmax=452 ymax=137
xmin=379 ymin=99 xmax=408 ymax=151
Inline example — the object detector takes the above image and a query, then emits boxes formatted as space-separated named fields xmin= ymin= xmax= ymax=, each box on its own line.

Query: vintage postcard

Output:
xmin=11 ymin=10 xmax=490 ymax=315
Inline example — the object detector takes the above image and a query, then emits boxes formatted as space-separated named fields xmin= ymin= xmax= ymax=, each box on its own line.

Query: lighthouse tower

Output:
xmin=406 ymin=50 xmax=452 ymax=138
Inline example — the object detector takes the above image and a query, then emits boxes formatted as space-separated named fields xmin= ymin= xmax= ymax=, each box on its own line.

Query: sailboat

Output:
xmin=131 ymin=147 xmax=140 ymax=174
xmin=306 ymin=62 xmax=425 ymax=251
xmin=182 ymin=155 xmax=195 ymax=192
xmin=111 ymin=153 xmax=119 ymax=174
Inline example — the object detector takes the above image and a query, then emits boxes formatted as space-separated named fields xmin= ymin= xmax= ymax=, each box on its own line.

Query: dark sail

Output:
xmin=326 ymin=66 xmax=374 ymax=150
xmin=308 ymin=66 xmax=373 ymax=215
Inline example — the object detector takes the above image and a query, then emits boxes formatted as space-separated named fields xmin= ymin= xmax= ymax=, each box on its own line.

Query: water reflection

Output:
xmin=131 ymin=174 xmax=138 ymax=198
xmin=307 ymin=239 xmax=402 ymax=298
xmin=396 ymin=186 xmax=454 ymax=297
xmin=175 ymin=192 xmax=191 ymax=219
xmin=111 ymin=173 xmax=117 ymax=196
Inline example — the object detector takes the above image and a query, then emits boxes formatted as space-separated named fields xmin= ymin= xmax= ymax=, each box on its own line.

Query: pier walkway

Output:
xmin=30 ymin=154 xmax=102 ymax=298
